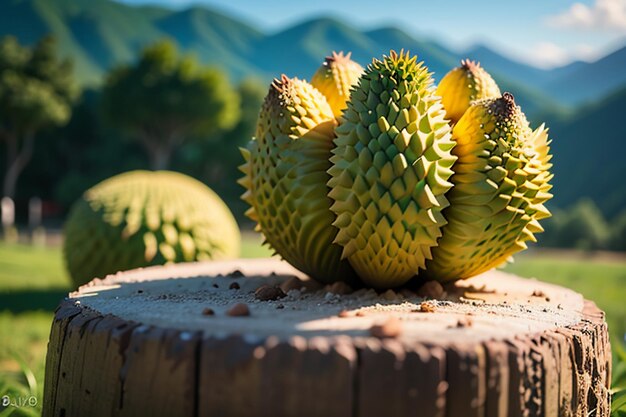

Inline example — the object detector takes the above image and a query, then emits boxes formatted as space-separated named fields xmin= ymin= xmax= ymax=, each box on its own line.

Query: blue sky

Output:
xmin=118 ymin=0 xmax=626 ymax=68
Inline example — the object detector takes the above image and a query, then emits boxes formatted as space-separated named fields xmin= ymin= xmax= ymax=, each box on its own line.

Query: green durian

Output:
xmin=311 ymin=51 xmax=364 ymax=118
xmin=327 ymin=50 xmax=457 ymax=288
xmin=63 ymin=170 xmax=241 ymax=287
xmin=425 ymin=93 xmax=553 ymax=282
xmin=239 ymin=75 xmax=357 ymax=284
xmin=436 ymin=60 xmax=501 ymax=124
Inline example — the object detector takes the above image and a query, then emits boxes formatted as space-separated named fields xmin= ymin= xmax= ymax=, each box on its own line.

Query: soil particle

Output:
xmin=326 ymin=281 xmax=353 ymax=295
xmin=338 ymin=309 xmax=351 ymax=318
xmin=202 ymin=308 xmax=215 ymax=316
xmin=454 ymin=316 xmax=473 ymax=328
xmin=532 ymin=289 xmax=546 ymax=297
xmin=381 ymin=289 xmax=397 ymax=301
xmin=417 ymin=301 xmax=436 ymax=313
xmin=417 ymin=280 xmax=445 ymax=298
xmin=370 ymin=317 xmax=403 ymax=338
xmin=255 ymin=285 xmax=287 ymax=301
xmin=227 ymin=303 xmax=250 ymax=316
xmin=229 ymin=282 xmax=240 ymax=290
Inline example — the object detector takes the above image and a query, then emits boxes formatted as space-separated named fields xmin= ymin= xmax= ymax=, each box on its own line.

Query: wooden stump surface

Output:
xmin=43 ymin=258 xmax=611 ymax=417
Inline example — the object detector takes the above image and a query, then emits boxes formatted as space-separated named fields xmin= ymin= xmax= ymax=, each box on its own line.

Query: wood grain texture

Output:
xmin=42 ymin=259 xmax=611 ymax=417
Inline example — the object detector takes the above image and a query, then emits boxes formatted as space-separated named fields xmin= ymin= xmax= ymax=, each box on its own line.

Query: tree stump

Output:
xmin=43 ymin=258 xmax=611 ymax=417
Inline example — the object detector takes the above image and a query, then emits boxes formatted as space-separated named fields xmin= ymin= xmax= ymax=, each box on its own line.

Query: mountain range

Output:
xmin=3 ymin=0 xmax=626 ymax=109
xmin=1 ymin=0 xmax=626 ymax=217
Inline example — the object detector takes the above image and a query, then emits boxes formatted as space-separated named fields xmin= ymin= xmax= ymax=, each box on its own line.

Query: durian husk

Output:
xmin=436 ymin=60 xmax=501 ymax=124
xmin=239 ymin=75 xmax=357 ymax=284
xmin=64 ymin=171 xmax=241 ymax=287
xmin=327 ymin=50 xmax=457 ymax=288
xmin=311 ymin=51 xmax=364 ymax=119
xmin=425 ymin=93 xmax=553 ymax=282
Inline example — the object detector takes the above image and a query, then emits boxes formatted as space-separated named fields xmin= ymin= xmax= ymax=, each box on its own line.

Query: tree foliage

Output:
xmin=101 ymin=40 xmax=240 ymax=169
xmin=0 ymin=35 xmax=76 ymax=198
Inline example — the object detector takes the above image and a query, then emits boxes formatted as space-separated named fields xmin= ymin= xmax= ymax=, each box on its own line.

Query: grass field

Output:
xmin=0 ymin=238 xmax=624 ymax=416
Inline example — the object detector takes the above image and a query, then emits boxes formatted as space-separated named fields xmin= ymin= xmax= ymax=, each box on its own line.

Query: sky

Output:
xmin=118 ymin=0 xmax=626 ymax=69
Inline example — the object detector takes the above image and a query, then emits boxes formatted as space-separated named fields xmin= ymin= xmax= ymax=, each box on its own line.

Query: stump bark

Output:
xmin=43 ymin=258 xmax=611 ymax=417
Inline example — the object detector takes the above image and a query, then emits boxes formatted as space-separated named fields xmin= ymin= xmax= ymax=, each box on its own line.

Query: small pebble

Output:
xmin=280 ymin=277 xmax=304 ymax=293
xmin=399 ymin=289 xmax=416 ymax=298
xmin=531 ymin=289 xmax=546 ymax=297
xmin=370 ymin=317 xmax=403 ymax=338
xmin=212 ymin=283 xmax=219 ymax=288
xmin=418 ymin=301 xmax=436 ymax=312
xmin=338 ymin=309 xmax=351 ymax=318
xmin=276 ymin=304 xmax=285 ymax=309
xmin=229 ymin=282 xmax=240 ymax=290
xmin=356 ymin=311 xmax=366 ymax=317
xmin=455 ymin=316 xmax=473 ymax=328
xmin=137 ymin=289 xmax=143 ymax=294
xmin=326 ymin=281 xmax=353 ymax=295
xmin=417 ymin=281 xmax=444 ymax=298
xmin=227 ymin=303 xmax=250 ymax=316
xmin=202 ymin=308 xmax=215 ymax=316
xmin=255 ymin=285 xmax=286 ymax=301
xmin=287 ymin=289 xmax=301 ymax=299
xmin=231 ymin=270 xmax=244 ymax=278
xmin=381 ymin=289 xmax=397 ymax=301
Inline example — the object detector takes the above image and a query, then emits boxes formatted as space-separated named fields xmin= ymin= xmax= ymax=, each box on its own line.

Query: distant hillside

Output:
xmin=542 ymin=46 xmax=626 ymax=105
xmin=548 ymin=87 xmax=626 ymax=218
xmin=0 ymin=0 xmax=566 ymax=118
xmin=465 ymin=44 xmax=626 ymax=107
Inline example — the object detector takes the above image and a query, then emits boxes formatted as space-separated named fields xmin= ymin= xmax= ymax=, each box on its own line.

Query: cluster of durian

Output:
xmin=64 ymin=170 xmax=240 ymax=286
xmin=240 ymin=51 xmax=553 ymax=289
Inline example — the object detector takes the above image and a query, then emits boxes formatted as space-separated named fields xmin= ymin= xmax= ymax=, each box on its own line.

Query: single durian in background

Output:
xmin=425 ymin=93 xmax=553 ymax=282
xmin=311 ymin=51 xmax=364 ymax=118
xmin=64 ymin=170 xmax=241 ymax=287
xmin=436 ymin=59 xmax=501 ymax=124
xmin=239 ymin=75 xmax=357 ymax=284
xmin=328 ymin=50 xmax=457 ymax=288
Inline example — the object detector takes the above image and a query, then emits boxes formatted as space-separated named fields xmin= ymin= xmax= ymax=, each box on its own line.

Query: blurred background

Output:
xmin=0 ymin=0 xmax=625 ymax=415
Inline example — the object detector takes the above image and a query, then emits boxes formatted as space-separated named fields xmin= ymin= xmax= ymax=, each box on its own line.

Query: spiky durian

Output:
xmin=327 ymin=50 xmax=457 ymax=288
xmin=311 ymin=51 xmax=364 ymax=118
xmin=425 ymin=93 xmax=553 ymax=282
xmin=239 ymin=75 xmax=357 ymax=284
xmin=436 ymin=60 xmax=500 ymax=124
xmin=64 ymin=170 xmax=240 ymax=287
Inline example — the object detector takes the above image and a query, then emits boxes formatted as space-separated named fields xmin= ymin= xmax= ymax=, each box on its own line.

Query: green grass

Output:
xmin=0 ymin=240 xmax=624 ymax=415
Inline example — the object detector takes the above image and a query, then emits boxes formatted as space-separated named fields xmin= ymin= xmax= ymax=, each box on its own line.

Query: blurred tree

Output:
xmin=558 ymin=199 xmax=610 ymax=250
xmin=0 ymin=35 xmax=77 ymax=199
xmin=176 ymin=78 xmax=265 ymax=218
xmin=101 ymin=40 xmax=240 ymax=170
xmin=610 ymin=211 xmax=626 ymax=251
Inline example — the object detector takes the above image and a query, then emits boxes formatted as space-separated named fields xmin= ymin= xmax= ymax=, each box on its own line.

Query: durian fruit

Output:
xmin=239 ymin=75 xmax=357 ymax=284
xmin=64 ymin=170 xmax=240 ymax=287
xmin=327 ymin=50 xmax=457 ymax=288
xmin=436 ymin=60 xmax=500 ymax=124
xmin=311 ymin=51 xmax=364 ymax=118
xmin=425 ymin=93 xmax=553 ymax=282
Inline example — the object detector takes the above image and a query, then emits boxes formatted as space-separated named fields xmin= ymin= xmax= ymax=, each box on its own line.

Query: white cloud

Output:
xmin=525 ymin=42 xmax=571 ymax=68
xmin=521 ymin=42 xmax=602 ymax=68
xmin=546 ymin=0 xmax=626 ymax=31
